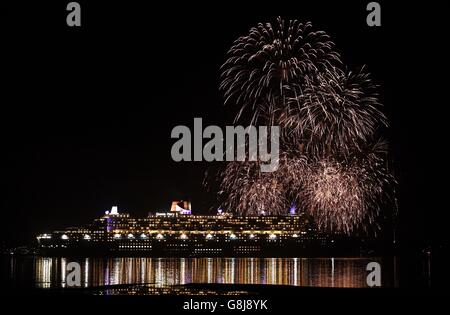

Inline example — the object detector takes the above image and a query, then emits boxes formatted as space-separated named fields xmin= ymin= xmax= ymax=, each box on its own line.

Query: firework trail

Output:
xmin=217 ymin=17 xmax=396 ymax=235
xmin=220 ymin=17 xmax=341 ymax=124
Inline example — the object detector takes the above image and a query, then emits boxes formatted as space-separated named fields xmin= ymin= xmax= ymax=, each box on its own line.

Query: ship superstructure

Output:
xmin=37 ymin=205 xmax=335 ymax=256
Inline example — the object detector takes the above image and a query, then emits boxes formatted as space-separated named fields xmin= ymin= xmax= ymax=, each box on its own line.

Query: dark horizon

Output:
xmin=2 ymin=1 xmax=448 ymax=249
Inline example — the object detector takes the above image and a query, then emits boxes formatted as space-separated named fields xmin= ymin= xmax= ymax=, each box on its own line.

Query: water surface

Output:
xmin=3 ymin=256 xmax=398 ymax=289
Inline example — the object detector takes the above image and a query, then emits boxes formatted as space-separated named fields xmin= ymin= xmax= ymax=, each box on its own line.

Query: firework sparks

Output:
xmin=220 ymin=17 xmax=341 ymax=124
xmin=297 ymin=152 xmax=394 ymax=234
xmin=280 ymin=68 xmax=388 ymax=153
xmin=217 ymin=151 xmax=308 ymax=216
xmin=217 ymin=145 xmax=394 ymax=234
xmin=216 ymin=17 xmax=396 ymax=235
xmin=218 ymin=159 xmax=288 ymax=216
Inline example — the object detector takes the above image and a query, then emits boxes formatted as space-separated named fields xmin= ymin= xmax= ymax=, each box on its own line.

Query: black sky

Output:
xmin=1 ymin=1 xmax=448 ymax=247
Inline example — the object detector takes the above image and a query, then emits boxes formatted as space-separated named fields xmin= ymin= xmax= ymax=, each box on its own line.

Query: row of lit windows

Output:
xmin=40 ymin=232 xmax=322 ymax=243
xmin=106 ymin=232 xmax=304 ymax=240
xmin=118 ymin=245 xmax=152 ymax=249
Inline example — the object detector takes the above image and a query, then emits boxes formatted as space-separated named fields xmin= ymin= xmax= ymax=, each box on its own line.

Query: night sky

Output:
xmin=2 ymin=1 xmax=448 ymax=247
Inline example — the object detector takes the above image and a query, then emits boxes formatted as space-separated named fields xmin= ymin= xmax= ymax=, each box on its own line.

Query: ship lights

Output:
xmin=180 ymin=233 xmax=188 ymax=239
xmin=37 ymin=234 xmax=52 ymax=240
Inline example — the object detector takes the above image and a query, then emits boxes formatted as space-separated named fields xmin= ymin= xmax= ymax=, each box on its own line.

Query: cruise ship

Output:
xmin=36 ymin=202 xmax=351 ymax=256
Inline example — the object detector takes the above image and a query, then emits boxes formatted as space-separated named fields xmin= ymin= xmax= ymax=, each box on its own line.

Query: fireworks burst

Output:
xmin=218 ymin=160 xmax=288 ymax=216
xmin=216 ymin=17 xmax=396 ymax=235
xmin=297 ymin=150 xmax=394 ymax=234
xmin=220 ymin=17 xmax=341 ymax=123
xmin=217 ymin=151 xmax=308 ymax=216
xmin=216 ymin=143 xmax=394 ymax=235
xmin=280 ymin=68 xmax=387 ymax=153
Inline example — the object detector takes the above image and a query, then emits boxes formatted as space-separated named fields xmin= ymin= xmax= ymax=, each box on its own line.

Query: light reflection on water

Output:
xmin=9 ymin=256 xmax=398 ymax=289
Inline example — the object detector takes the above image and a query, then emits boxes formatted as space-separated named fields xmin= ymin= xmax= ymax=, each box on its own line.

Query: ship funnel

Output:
xmin=110 ymin=206 xmax=119 ymax=215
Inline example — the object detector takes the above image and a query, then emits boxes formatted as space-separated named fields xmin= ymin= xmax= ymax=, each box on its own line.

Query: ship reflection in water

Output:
xmin=8 ymin=256 xmax=398 ymax=292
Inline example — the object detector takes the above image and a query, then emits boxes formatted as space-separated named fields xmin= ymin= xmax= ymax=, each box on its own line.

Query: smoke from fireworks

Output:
xmin=216 ymin=17 xmax=396 ymax=235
